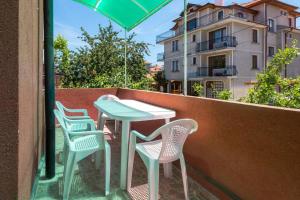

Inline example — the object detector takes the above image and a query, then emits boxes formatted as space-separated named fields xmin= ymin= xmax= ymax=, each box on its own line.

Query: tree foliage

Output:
xmin=54 ymin=34 xmax=70 ymax=77
xmin=216 ymin=89 xmax=232 ymax=100
xmin=244 ymin=40 xmax=300 ymax=108
xmin=192 ymin=82 xmax=204 ymax=96
xmin=55 ymin=23 xmax=151 ymax=89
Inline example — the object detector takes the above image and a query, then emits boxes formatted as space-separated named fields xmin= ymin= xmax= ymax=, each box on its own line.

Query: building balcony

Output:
xmin=196 ymin=36 xmax=237 ymax=52
xmin=6 ymin=88 xmax=300 ymax=200
xmin=156 ymin=10 xmax=250 ymax=43
xmin=188 ymin=66 xmax=237 ymax=78
xmin=157 ymin=52 xmax=165 ymax=62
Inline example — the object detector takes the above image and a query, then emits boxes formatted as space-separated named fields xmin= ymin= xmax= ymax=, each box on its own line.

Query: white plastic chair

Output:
xmin=127 ymin=119 xmax=198 ymax=200
xmin=54 ymin=109 xmax=111 ymax=199
xmin=96 ymin=95 xmax=120 ymax=137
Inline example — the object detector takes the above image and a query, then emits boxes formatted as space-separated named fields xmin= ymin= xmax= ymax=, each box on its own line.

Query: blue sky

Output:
xmin=54 ymin=0 xmax=300 ymax=64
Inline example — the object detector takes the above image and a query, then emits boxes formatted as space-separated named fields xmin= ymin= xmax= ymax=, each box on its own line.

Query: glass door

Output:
xmin=208 ymin=55 xmax=226 ymax=76
xmin=209 ymin=28 xmax=226 ymax=49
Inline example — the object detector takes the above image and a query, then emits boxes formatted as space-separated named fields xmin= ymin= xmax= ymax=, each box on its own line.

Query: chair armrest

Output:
xmin=64 ymin=107 xmax=88 ymax=116
xmin=64 ymin=118 xmax=96 ymax=131
xmin=131 ymin=130 xmax=161 ymax=142
xmin=66 ymin=116 xmax=90 ymax=120
xmin=69 ymin=130 xmax=103 ymax=137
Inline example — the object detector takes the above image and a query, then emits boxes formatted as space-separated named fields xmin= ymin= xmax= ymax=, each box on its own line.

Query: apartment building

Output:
xmin=156 ymin=0 xmax=300 ymax=99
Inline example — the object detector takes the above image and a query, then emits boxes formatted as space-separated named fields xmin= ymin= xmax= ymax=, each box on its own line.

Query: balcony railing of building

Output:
xmin=188 ymin=65 xmax=237 ymax=78
xmin=156 ymin=9 xmax=249 ymax=43
xmin=196 ymin=36 xmax=237 ymax=52
xmin=157 ymin=52 xmax=165 ymax=62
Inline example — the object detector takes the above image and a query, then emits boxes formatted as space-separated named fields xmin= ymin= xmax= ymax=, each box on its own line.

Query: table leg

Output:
xmin=120 ymin=120 xmax=130 ymax=189
xmin=163 ymin=118 xmax=173 ymax=178
xmin=97 ymin=111 xmax=105 ymax=131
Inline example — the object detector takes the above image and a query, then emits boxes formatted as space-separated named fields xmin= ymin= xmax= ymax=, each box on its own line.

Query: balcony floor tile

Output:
xmin=34 ymin=122 xmax=218 ymax=200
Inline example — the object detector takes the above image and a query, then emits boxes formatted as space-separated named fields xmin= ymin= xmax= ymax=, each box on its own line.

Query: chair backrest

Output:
xmin=56 ymin=101 xmax=66 ymax=115
xmin=158 ymin=119 xmax=198 ymax=162
xmin=97 ymin=94 xmax=119 ymax=102
xmin=54 ymin=109 xmax=71 ymax=146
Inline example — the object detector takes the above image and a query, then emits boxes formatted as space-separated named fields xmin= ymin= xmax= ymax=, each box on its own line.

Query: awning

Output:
xmin=73 ymin=0 xmax=173 ymax=31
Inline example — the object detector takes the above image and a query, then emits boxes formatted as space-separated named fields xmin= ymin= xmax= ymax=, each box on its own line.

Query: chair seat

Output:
xmin=74 ymin=136 xmax=99 ymax=151
xmin=136 ymin=140 xmax=162 ymax=160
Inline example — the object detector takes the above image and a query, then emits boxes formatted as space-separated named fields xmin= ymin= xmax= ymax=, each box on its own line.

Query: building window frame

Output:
xmin=268 ymin=46 xmax=275 ymax=57
xmin=218 ymin=10 xmax=224 ymax=20
xmin=172 ymin=40 xmax=179 ymax=52
xmin=193 ymin=57 xmax=197 ymax=65
xmin=172 ymin=60 xmax=179 ymax=72
xmin=192 ymin=34 xmax=196 ymax=42
xmin=251 ymin=55 xmax=258 ymax=70
xmin=237 ymin=12 xmax=244 ymax=18
xmin=252 ymin=29 xmax=258 ymax=43
xmin=288 ymin=17 xmax=293 ymax=27
xmin=268 ymin=18 xmax=275 ymax=32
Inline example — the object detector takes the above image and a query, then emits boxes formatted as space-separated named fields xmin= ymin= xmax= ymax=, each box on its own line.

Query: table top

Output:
xmin=94 ymin=99 xmax=176 ymax=121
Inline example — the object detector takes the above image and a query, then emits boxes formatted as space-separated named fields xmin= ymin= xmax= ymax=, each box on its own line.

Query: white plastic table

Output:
xmin=94 ymin=99 xmax=176 ymax=190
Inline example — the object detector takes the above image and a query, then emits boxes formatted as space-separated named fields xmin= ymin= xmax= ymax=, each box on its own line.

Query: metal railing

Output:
xmin=157 ymin=53 xmax=165 ymax=62
xmin=196 ymin=36 xmax=237 ymax=52
xmin=188 ymin=65 xmax=237 ymax=78
xmin=156 ymin=9 xmax=249 ymax=43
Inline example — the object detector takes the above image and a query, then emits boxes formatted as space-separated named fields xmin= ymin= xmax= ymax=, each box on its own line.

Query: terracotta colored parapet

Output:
xmin=56 ymin=88 xmax=300 ymax=200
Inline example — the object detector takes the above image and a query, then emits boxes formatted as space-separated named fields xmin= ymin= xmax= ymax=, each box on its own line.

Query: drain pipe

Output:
xmin=44 ymin=0 xmax=55 ymax=179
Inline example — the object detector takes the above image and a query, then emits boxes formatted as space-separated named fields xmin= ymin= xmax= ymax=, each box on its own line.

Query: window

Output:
xmin=193 ymin=57 xmax=197 ymax=65
xmin=268 ymin=47 xmax=275 ymax=57
xmin=289 ymin=18 xmax=292 ymax=27
xmin=172 ymin=40 xmax=178 ymax=52
xmin=172 ymin=60 xmax=179 ymax=72
xmin=252 ymin=29 xmax=258 ymax=43
xmin=268 ymin=19 xmax=275 ymax=32
xmin=192 ymin=34 xmax=196 ymax=42
xmin=218 ymin=10 xmax=224 ymax=20
xmin=187 ymin=18 xmax=197 ymax=31
xmin=237 ymin=12 xmax=244 ymax=18
xmin=280 ymin=10 xmax=287 ymax=16
xmin=252 ymin=55 xmax=258 ymax=69
xmin=206 ymin=81 xmax=224 ymax=98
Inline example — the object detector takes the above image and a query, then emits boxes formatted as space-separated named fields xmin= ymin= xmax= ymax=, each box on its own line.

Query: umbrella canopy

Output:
xmin=73 ymin=0 xmax=173 ymax=31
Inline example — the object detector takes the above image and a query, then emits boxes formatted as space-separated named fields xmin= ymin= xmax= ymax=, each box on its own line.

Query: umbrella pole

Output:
xmin=183 ymin=0 xmax=188 ymax=95
xmin=44 ymin=0 xmax=55 ymax=178
xmin=124 ymin=29 xmax=127 ymax=87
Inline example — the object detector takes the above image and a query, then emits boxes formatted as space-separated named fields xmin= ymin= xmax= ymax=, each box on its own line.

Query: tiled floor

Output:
xmin=34 ymin=123 xmax=218 ymax=200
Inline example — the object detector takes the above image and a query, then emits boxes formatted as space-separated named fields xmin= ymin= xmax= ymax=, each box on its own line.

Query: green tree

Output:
xmin=192 ymin=82 xmax=204 ymax=96
xmin=244 ymin=40 xmax=300 ymax=108
xmin=54 ymin=34 xmax=70 ymax=87
xmin=58 ymin=23 xmax=151 ymax=89
xmin=216 ymin=89 xmax=232 ymax=100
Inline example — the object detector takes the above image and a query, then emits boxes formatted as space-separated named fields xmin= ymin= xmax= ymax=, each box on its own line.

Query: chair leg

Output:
xmin=63 ymin=143 xmax=68 ymax=165
xmin=104 ymin=145 xmax=111 ymax=196
xmin=95 ymin=150 xmax=102 ymax=170
xmin=180 ymin=156 xmax=189 ymax=200
xmin=63 ymin=152 xmax=76 ymax=200
xmin=127 ymin=139 xmax=136 ymax=190
xmin=148 ymin=161 xmax=159 ymax=200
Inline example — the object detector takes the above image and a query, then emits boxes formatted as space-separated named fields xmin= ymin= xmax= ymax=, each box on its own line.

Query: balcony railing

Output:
xmin=196 ymin=36 xmax=237 ymax=52
xmin=156 ymin=9 xmax=249 ymax=43
xmin=188 ymin=65 xmax=237 ymax=78
xmin=157 ymin=52 xmax=165 ymax=62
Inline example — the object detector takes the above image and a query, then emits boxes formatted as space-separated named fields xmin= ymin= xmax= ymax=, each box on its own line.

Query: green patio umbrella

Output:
xmin=73 ymin=0 xmax=173 ymax=87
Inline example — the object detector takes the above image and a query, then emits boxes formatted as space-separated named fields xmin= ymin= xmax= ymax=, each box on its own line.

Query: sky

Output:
xmin=54 ymin=0 xmax=300 ymax=65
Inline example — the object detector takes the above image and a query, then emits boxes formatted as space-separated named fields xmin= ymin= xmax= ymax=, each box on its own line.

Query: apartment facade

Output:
xmin=156 ymin=0 xmax=300 ymax=99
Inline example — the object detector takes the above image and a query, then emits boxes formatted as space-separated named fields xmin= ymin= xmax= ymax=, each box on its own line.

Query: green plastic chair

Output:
xmin=56 ymin=101 xmax=91 ymax=132
xmin=54 ymin=109 xmax=111 ymax=199
xmin=127 ymin=119 xmax=198 ymax=200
